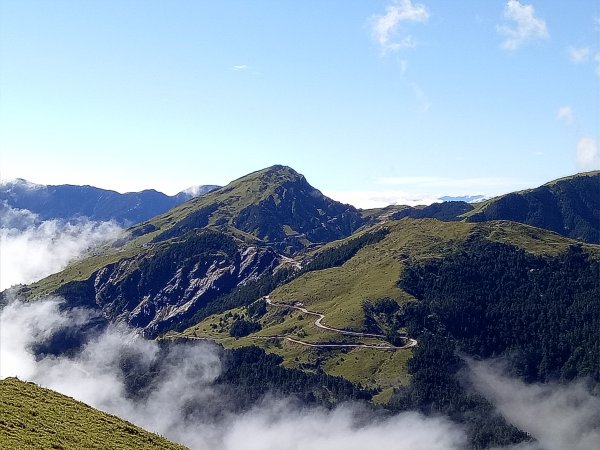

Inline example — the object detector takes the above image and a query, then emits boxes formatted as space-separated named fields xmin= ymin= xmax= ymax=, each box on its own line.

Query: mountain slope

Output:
xmin=184 ymin=218 xmax=599 ymax=390
xmin=183 ymin=218 xmax=599 ymax=449
xmin=19 ymin=166 xmax=365 ymax=337
xmin=0 ymin=377 xmax=187 ymax=450
xmin=0 ymin=179 xmax=219 ymax=226
xmin=465 ymin=171 xmax=600 ymax=243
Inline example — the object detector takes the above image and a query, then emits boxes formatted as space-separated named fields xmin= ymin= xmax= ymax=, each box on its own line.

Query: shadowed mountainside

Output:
xmin=465 ymin=171 xmax=600 ymax=243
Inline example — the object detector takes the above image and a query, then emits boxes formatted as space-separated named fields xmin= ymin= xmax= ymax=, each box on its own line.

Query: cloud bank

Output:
xmin=324 ymin=175 xmax=529 ymax=209
xmin=0 ymin=204 xmax=122 ymax=290
xmin=3 ymin=298 xmax=600 ymax=449
xmin=325 ymin=189 xmax=442 ymax=209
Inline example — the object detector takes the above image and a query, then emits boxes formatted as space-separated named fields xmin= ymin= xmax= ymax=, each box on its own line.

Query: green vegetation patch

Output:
xmin=324 ymin=347 xmax=412 ymax=391
xmin=481 ymin=220 xmax=600 ymax=256
xmin=0 ymin=377 xmax=187 ymax=450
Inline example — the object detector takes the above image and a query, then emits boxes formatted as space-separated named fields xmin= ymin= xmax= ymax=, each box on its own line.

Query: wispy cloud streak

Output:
xmin=497 ymin=0 xmax=549 ymax=50
xmin=372 ymin=0 xmax=429 ymax=53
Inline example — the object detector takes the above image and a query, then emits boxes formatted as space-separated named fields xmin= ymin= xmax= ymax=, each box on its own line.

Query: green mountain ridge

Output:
xmin=465 ymin=170 xmax=600 ymax=243
xmin=181 ymin=216 xmax=599 ymax=448
xmin=359 ymin=171 xmax=600 ymax=245
xmin=185 ymin=217 xmax=599 ymax=386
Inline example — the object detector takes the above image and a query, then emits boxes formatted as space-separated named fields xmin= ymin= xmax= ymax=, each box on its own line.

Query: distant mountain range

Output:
xmin=6 ymin=170 xmax=597 ymax=243
xmin=439 ymin=194 xmax=487 ymax=203
xmin=0 ymin=178 xmax=220 ymax=226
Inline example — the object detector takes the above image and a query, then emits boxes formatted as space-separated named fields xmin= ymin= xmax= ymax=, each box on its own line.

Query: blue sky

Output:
xmin=1 ymin=1 xmax=598 ymax=207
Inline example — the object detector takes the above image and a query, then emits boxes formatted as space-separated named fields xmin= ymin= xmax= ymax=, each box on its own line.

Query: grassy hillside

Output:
xmin=0 ymin=377 xmax=187 ymax=450
xmin=183 ymin=218 xmax=598 ymax=401
xmin=181 ymin=217 xmax=600 ymax=448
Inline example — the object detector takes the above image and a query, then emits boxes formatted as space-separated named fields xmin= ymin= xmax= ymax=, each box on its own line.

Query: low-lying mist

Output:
xmin=0 ymin=298 xmax=468 ymax=449
xmin=2 ymin=298 xmax=599 ymax=450
xmin=0 ymin=203 xmax=122 ymax=290
xmin=467 ymin=360 xmax=600 ymax=450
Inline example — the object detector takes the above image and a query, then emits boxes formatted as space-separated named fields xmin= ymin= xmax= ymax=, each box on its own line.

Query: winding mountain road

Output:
xmin=174 ymin=297 xmax=417 ymax=351
xmin=264 ymin=296 xmax=417 ymax=350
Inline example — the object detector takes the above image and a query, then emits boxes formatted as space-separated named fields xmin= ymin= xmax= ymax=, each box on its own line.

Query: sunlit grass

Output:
xmin=0 ymin=378 xmax=187 ymax=450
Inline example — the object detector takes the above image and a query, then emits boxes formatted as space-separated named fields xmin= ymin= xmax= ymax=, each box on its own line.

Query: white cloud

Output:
xmin=372 ymin=0 xmax=430 ymax=52
xmin=568 ymin=46 xmax=591 ymax=63
xmin=223 ymin=406 xmax=466 ymax=450
xmin=233 ymin=64 xmax=249 ymax=71
xmin=0 ymin=207 xmax=122 ymax=290
xmin=0 ymin=201 xmax=38 ymax=229
xmin=5 ymin=298 xmax=599 ymax=450
xmin=556 ymin=106 xmax=574 ymax=125
xmin=376 ymin=175 xmax=525 ymax=190
xmin=325 ymin=176 xmax=529 ymax=209
xmin=325 ymin=190 xmax=442 ymax=209
xmin=576 ymin=137 xmax=599 ymax=170
xmin=468 ymin=359 xmax=600 ymax=450
xmin=566 ymin=46 xmax=600 ymax=78
xmin=497 ymin=0 xmax=549 ymax=50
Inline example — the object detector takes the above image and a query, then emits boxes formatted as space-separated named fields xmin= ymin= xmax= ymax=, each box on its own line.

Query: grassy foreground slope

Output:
xmin=0 ymin=378 xmax=187 ymax=450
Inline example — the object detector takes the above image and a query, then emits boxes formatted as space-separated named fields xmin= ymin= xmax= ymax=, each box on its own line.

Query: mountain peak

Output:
xmin=264 ymin=164 xmax=297 ymax=173
xmin=232 ymin=165 xmax=304 ymax=185
xmin=144 ymin=165 xmax=365 ymax=252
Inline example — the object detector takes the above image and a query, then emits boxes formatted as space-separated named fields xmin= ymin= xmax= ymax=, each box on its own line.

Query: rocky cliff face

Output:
xmin=234 ymin=176 xmax=364 ymax=249
xmin=58 ymin=231 xmax=282 ymax=337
